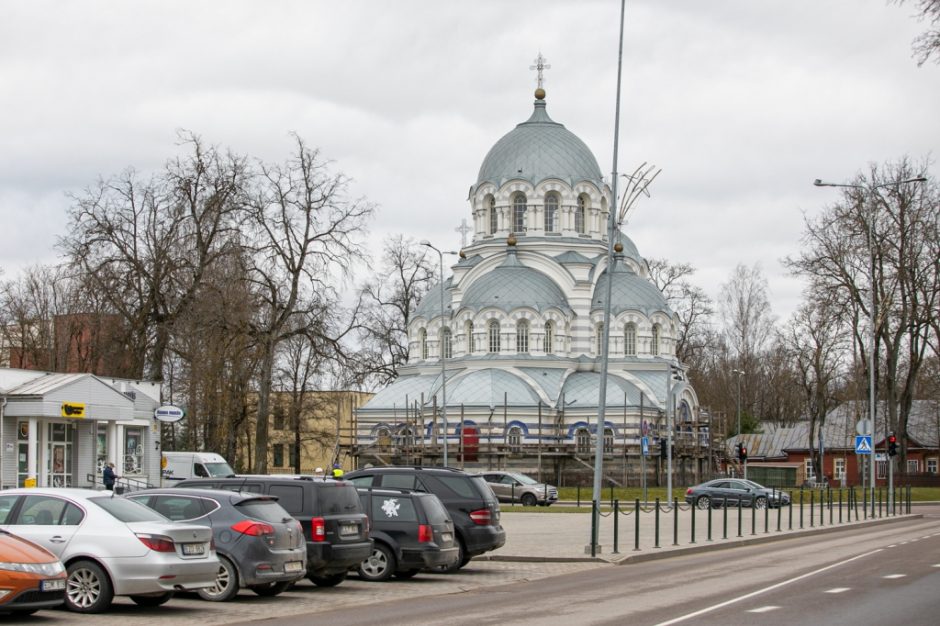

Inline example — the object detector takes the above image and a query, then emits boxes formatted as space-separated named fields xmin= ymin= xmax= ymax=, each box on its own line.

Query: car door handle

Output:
xmin=49 ymin=536 xmax=67 ymax=543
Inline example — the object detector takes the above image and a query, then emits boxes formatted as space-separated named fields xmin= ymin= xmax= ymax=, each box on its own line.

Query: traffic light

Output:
xmin=741 ymin=445 xmax=747 ymax=462
xmin=887 ymin=433 xmax=898 ymax=457
xmin=660 ymin=439 xmax=668 ymax=459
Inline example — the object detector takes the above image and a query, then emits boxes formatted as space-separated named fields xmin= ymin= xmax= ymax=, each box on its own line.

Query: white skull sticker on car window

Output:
xmin=381 ymin=498 xmax=400 ymax=517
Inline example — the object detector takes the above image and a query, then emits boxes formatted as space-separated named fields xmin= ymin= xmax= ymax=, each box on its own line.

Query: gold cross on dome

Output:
xmin=529 ymin=52 xmax=551 ymax=89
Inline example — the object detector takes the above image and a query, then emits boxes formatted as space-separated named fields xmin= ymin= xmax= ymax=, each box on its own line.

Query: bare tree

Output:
xmin=895 ymin=0 xmax=940 ymax=65
xmin=647 ymin=258 xmax=716 ymax=367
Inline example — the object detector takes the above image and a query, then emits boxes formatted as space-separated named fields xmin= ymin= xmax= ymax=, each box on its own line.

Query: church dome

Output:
xmin=592 ymin=254 xmax=670 ymax=317
xmin=474 ymin=96 xmax=603 ymax=192
xmin=461 ymin=249 xmax=570 ymax=314
xmin=413 ymin=278 xmax=453 ymax=320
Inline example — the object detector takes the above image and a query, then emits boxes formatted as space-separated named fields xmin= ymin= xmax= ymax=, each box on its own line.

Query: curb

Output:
xmin=479 ymin=514 xmax=924 ymax=565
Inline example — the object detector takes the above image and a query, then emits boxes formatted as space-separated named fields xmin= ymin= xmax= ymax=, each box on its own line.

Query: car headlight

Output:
xmin=0 ymin=561 xmax=65 ymax=575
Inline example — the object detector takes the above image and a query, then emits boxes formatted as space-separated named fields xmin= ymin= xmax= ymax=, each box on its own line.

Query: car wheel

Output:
xmin=198 ymin=556 xmax=240 ymax=602
xmin=358 ymin=543 xmax=395 ymax=582
xmin=65 ymin=560 xmax=114 ymax=614
xmin=753 ymin=496 xmax=768 ymax=510
xmin=393 ymin=569 xmax=420 ymax=579
xmin=521 ymin=493 xmax=538 ymax=507
xmin=248 ymin=580 xmax=293 ymax=597
xmin=695 ymin=496 xmax=711 ymax=510
xmin=308 ymin=571 xmax=347 ymax=587
xmin=130 ymin=592 xmax=174 ymax=607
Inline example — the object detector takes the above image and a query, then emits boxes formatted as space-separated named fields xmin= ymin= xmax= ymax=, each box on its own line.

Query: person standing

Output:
xmin=331 ymin=464 xmax=344 ymax=479
xmin=103 ymin=462 xmax=118 ymax=490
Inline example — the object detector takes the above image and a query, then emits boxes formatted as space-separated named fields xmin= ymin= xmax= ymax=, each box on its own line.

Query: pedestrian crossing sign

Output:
xmin=855 ymin=435 xmax=873 ymax=454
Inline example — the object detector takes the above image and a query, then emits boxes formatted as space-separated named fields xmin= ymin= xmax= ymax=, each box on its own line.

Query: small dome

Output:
xmin=473 ymin=98 xmax=603 ymax=193
xmin=592 ymin=255 xmax=670 ymax=317
xmin=413 ymin=278 xmax=453 ymax=320
xmin=461 ymin=249 xmax=570 ymax=314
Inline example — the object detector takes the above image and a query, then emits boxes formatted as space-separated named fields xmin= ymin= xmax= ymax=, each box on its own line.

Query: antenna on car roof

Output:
xmin=236 ymin=476 xmax=248 ymax=493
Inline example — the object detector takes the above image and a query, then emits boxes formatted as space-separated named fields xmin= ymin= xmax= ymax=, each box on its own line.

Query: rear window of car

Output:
xmin=90 ymin=497 xmax=168 ymax=522
xmin=236 ymin=499 xmax=293 ymax=524
xmin=435 ymin=475 xmax=489 ymax=500
xmin=371 ymin=495 xmax=417 ymax=522
xmin=268 ymin=484 xmax=304 ymax=514
xmin=418 ymin=494 xmax=450 ymax=525
xmin=318 ymin=483 xmax=363 ymax=515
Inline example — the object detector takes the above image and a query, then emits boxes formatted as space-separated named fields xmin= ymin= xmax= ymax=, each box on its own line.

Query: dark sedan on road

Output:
xmin=685 ymin=479 xmax=790 ymax=510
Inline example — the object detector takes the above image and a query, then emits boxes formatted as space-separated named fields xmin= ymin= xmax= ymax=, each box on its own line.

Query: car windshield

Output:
xmin=205 ymin=462 xmax=236 ymax=477
xmin=509 ymin=473 xmax=539 ymax=485
xmin=90 ymin=496 xmax=169 ymax=523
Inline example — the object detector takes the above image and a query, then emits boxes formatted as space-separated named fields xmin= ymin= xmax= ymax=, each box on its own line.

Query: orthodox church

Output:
xmin=349 ymin=82 xmax=709 ymax=484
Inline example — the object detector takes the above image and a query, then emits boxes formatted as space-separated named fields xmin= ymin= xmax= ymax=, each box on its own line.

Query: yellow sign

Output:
xmin=61 ymin=402 xmax=86 ymax=418
xmin=24 ymin=477 xmax=37 ymax=488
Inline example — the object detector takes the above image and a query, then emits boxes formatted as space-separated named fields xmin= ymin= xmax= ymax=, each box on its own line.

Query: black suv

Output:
xmin=356 ymin=488 xmax=459 ymax=582
xmin=176 ymin=476 xmax=372 ymax=586
xmin=345 ymin=466 xmax=504 ymax=571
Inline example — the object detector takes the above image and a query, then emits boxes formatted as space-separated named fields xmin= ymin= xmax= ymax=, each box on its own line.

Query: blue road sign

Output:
xmin=855 ymin=435 xmax=873 ymax=455
xmin=641 ymin=436 xmax=649 ymax=456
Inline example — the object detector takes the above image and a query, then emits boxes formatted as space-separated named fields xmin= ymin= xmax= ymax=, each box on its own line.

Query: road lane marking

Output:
xmin=883 ymin=574 xmax=906 ymax=579
xmin=887 ymin=544 xmax=897 ymax=548
xmin=825 ymin=588 xmax=851 ymax=593
xmin=655 ymin=549 xmax=882 ymax=626
xmin=747 ymin=606 xmax=780 ymax=613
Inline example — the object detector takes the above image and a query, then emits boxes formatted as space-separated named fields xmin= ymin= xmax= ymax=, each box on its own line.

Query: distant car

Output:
xmin=356 ymin=488 xmax=459 ymax=582
xmin=684 ymin=479 xmax=791 ymax=510
xmin=0 ymin=488 xmax=218 ymax=613
xmin=176 ymin=476 xmax=371 ymax=587
xmin=345 ymin=466 xmax=505 ymax=572
xmin=0 ymin=530 xmax=67 ymax=616
xmin=478 ymin=471 xmax=558 ymax=507
xmin=127 ymin=488 xmax=306 ymax=601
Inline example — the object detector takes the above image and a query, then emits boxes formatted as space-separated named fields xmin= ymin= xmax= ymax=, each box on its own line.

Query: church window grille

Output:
xmin=576 ymin=428 xmax=590 ymax=454
xmin=516 ymin=320 xmax=529 ymax=353
xmin=508 ymin=426 xmax=522 ymax=452
xmin=651 ymin=324 xmax=660 ymax=356
xmin=442 ymin=327 xmax=452 ymax=359
xmin=488 ymin=320 xmax=501 ymax=353
xmin=544 ymin=193 xmax=558 ymax=232
xmin=595 ymin=323 xmax=604 ymax=355
xmin=575 ymin=196 xmax=586 ymax=234
xmin=420 ymin=329 xmax=428 ymax=360
xmin=488 ymin=196 xmax=497 ymax=234
xmin=624 ymin=323 xmax=636 ymax=356
xmin=466 ymin=321 xmax=475 ymax=353
xmin=544 ymin=321 xmax=554 ymax=354
xmin=513 ymin=194 xmax=527 ymax=233
xmin=604 ymin=428 xmax=614 ymax=454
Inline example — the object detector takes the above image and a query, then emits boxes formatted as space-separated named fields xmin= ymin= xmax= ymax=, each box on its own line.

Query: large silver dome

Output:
xmin=460 ymin=249 xmax=570 ymax=314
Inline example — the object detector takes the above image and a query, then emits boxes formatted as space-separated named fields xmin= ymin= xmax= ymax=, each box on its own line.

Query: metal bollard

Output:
xmin=751 ymin=500 xmax=756 ymax=536
xmin=673 ymin=498 xmax=679 ymax=546
xmin=707 ymin=500 xmax=713 ymax=542
xmin=878 ymin=488 xmax=882 ymax=518
xmin=610 ymin=484 xmax=614 ymax=508
xmin=577 ymin=484 xmax=581 ymax=508
xmin=839 ymin=488 xmax=843 ymax=524
xmin=828 ymin=489 xmax=833 ymax=525
xmin=810 ymin=490 xmax=815 ymax=528
xmin=654 ymin=498 xmax=661 ymax=548
xmin=799 ymin=490 xmax=804 ymax=529
xmin=634 ymin=498 xmax=641 ymax=551
xmin=737 ymin=499 xmax=743 ymax=538
xmin=788 ymin=491 xmax=793 ymax=530
xmin=612 ymin=499 xmax=619 ymax=554
xmin=776 ymin=497 xmax=782 ymax=532
xmin=691 ymin=499 xmax=697 ymax=544
xmin=722 ymin=498 xmax=728 ymax=539
xmin=764 ymin=497 xmax=769 ymax=533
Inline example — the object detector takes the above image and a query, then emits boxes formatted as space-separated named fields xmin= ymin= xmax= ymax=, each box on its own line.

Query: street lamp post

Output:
xmin=732 ymin=368 xmax=745 ymax=479
xmin=813 ymin=175 xmax=926 ymax=514
xmin=421 ymin=240 xmax=451 ymax=468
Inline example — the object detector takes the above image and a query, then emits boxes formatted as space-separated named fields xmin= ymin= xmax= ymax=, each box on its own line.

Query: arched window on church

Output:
xmin=466 ymin=321 xmax=475 ymax=353
xmin=544 ymin=321 xmax=554 ymax=355
xmin=624 ymin=322 xmax=637 ymax=356
xmin=488 ymin=320 xmax=501 ymax=353
xmin=544 ymin=193 xmax=559 ymax=232
xmin=604 ymin=427 xmax=614 ymax=454
xmin=488 ymin=196 xmax=497 ymax=234
xmin=442 ymin=327 xmax=452 ymax=359
xmin=516 ymin=319 xmax=529 ymax=353
xmin=595 ymin=322 xmax=604 ymax=355
xmin=513 ymin=194 xmax=527 ymax=233
xmin=576 ymin=195 xmax=587 ymax=234
xmin=576 ymin=427 xmax=591 ymax=454
xmin=420 ymin=328 xmax=428 ymax=360
xmin=507 ymin=426 xmax=522 ymax=453
xmin=651 ymin=323 xmax=660 ymax=356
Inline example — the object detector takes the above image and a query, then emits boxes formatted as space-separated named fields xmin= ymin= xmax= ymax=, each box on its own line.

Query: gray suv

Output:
xmin=479 ymin=471 xmax=558 ymax=507
xmin=128 ymin=488 xmax=306 ymax=601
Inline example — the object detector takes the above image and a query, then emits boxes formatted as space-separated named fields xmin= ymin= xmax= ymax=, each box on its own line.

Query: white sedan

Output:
xmin=0 ymin=488 xmax=219 ymax=613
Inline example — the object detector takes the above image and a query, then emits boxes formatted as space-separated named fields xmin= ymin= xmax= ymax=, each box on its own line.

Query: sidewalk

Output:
xmin=481 ymin=504 xmax=921 ymax=564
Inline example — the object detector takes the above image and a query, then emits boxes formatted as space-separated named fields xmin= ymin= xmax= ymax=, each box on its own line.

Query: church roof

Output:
xmin=413 ymin=278 xmax=454 ymax=320
xmin=473 ymin=97 xmax=603 ymax=193
xmin=592 ymin=254 xmax=671 ymax=317
xmin=443 ymin=368 xmax=541 ymax=407
xmin=459 ymin=248 xmax=571 ymax=314
xmin=560 ymin=372 xmax=646 ymax=408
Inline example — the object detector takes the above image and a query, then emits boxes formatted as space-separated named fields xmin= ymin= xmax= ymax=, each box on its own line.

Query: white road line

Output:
xmin=883 ymin=574 xmax=906 ymax=579
xmin=887 ymin=544 xmax=897 ymax=548
xmin=825 ymin=588 xmax=851 ymax=594
xmin=655 ymin=549 xmax=883 ymax=626
xmin=748 ymin=606 xmax=780 ymax=613
xmin=933 ymin=564 xmax=940 ymax=568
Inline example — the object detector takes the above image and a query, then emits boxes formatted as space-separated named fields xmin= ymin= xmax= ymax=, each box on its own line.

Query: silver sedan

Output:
xmin=0 ymin=488 xmax=219 ymax=613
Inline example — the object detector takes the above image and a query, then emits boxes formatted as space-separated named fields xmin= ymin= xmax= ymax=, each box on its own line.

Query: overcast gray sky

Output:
xmin=1 ymin=0 xmax=936 ymax=322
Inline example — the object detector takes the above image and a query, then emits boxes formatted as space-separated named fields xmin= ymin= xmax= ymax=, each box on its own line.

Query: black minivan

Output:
xmin=177 ymin=476 xmax=372 ymax=586
xmin=345 ymin=466 xmax=504 ymax=571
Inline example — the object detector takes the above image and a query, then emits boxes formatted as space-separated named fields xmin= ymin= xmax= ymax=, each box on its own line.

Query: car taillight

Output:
xmin=311 ymin=517 xmax=326 ymax=542
xmin=469 ymin=509 xmax=492 ymax=525
xmin=231 ymin=520 xmax=275 ymax=536
xmin=363 ymin=517 xmax=370 ymax=534
xmin=136 ymin=533 xmax=175 ymax=552
xmin=686 ymin=488 xmax=693 ymax=495
xmin=418 ymin=524 xmax=432 ymax=543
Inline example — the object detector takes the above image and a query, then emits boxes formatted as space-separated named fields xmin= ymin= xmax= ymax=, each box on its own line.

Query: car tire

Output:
xmin=753 ymin=496 xmax=768 ymax=510
xmin=695 ymin=496 xmax=711 ymax=510
xmin=248 ymin=580 xmax=293 ymax=597
xmin=65 ymin=560 xmax=114 ymax=614
xmin=198 ymin=555 xmax=240 ymax=602
xmin=130 ymin=592 xmax=174 ymax=607
xmin=521 ymin=493 xmax=538 ymax=507
xmin=308 ymin=571 xmax=347 ymax=587
xmin=359 ymin=543 xmax=395 ymax=582
xmin=394 ymin=569 xmax=420 ymax=579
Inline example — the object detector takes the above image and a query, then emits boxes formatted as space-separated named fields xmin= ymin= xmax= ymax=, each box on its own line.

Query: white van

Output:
xmin=161 ymin=451 xmax=235 ymax=484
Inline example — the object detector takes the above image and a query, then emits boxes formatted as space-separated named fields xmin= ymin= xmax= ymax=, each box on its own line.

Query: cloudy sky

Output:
xmin=1 ymin=0 xmax=936 ymax=322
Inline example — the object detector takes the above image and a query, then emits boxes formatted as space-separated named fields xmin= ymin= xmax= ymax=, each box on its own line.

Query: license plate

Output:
xmin=41 ymin=578 xmax=66 ymax=592
xmin=441 ymin=532 xmax=452 ymax=543
xmin=284 ymin=561 xmax=303 ymax=573
xmin=339 ymin=523 xmax=357 ymax=536
xmin=182 ymin=543 xmax=205 ymax=556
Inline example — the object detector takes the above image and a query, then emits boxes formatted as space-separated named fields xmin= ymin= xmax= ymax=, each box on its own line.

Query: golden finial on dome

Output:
xmin=534 ymin=87 xmax=545 ymax=100
xmin=507 ymin=233 xmax=518 ymax=247
xmin=459 ymin=250 xmax=466 ymax=259
xmin=614 ymin=242 xmax=623 ymax=253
